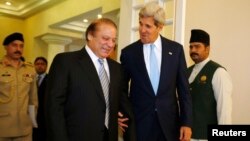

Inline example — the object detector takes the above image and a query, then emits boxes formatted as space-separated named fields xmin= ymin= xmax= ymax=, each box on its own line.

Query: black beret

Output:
xmin=189 ymin=29 xmax=210 ymax=45
xmin=3 ymin=32 xmax=24 ymax=46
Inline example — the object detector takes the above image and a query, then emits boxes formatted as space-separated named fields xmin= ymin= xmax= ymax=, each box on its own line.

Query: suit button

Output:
xmin=101 ymin=127 xmax=105 ymax=132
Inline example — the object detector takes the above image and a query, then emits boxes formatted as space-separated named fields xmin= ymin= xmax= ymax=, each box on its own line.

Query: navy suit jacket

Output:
xmin=120 ymin=36 xmax=192 ymax=141
xmin=33 ymin=74 xmax=47 ymax=141
xmin=45 ymin=48 xmax=135 ymax=141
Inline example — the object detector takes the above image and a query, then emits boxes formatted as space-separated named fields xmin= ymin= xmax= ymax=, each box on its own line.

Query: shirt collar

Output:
xmin=37 ymin=73 xmax=46 ymax=77
xmin=0 ymin=55 xmax=24 ymax=67
xmin=143 ymin=34 xmax=161 ymax=49
xmin=85 ymin=45 xmax=107 ymax=63
xmin=194 ymin=57 xmax=210 ymax=70
xmin=154 ymin=34 xmax=161 ymax=49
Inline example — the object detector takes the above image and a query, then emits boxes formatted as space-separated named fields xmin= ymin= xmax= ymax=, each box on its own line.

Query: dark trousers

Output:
xmin=147 ymin=112 xmax=167 ymax=141
xmin=33 ymin=127 xmax=46 ymax=141
xmin=103 ymin=126 xmax=109 ymax=141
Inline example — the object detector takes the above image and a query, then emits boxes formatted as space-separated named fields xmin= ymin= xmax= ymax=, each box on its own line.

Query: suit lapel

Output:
xmin=158 ymin=36 xmax=172 ymax=95
xmin=134 ymin=41 xmax=155 ymax=96
xmin=39 ymin=74 xmax=47 ymax=88
xmin=107 ymin=59 xmax=115 ymax=106
xmin=77 ymin=48 xmax=106 ymax=103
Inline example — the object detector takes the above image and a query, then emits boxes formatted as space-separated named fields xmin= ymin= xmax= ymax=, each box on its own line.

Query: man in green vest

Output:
xmin=188 ymin=29 xmax=233 ymax=141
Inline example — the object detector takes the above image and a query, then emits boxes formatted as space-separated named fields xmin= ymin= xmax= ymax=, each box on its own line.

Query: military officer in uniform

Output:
xmin=0 ymin=32 xmax=38 ymax=141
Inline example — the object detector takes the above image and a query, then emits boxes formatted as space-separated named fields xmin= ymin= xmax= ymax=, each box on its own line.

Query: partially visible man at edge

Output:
xmin=33 ymin=57 xmax=48 ymax=141
xmin=0 ymin=32 xmax=38 ymax=141
xmin=188 ymin=29 xmax=233 ymax=141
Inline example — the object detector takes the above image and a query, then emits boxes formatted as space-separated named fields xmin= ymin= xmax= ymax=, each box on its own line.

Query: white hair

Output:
xmin=139 ymin=2 xmax=166 ymax=26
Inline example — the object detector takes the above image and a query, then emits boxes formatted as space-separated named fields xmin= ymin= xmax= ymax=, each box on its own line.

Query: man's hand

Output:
xmin=179 ymin=126 xmax=192 ymax=141
xmin=118 ymin=112 xmax=129 ymax=132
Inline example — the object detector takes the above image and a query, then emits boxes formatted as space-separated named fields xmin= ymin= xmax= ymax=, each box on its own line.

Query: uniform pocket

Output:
xmin=0 ymin=112 xmax=9 ymax=117
xmin=0 ymin=76 xmax=14 ymax=103
xmin=22 ymin=74 xmax=34 ymax=83
xmin=0 ymin=75 xmax=14 ymax=83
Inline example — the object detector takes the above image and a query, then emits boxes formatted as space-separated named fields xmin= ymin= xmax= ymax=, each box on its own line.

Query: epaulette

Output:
xmin=0 ymin=59 xmax=5 ymax=65
xmin=24 ymin=62 xmax=34 ymax=67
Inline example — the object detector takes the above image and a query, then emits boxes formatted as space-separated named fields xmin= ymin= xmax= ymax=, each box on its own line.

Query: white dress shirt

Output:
xmin=37 ymin=73 xmax=46 ymax=86
xmin=85 ymin=45 xmax=110 ymax=80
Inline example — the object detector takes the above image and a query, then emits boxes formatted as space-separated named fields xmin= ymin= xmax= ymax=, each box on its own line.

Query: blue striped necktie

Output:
xmin=98 ymin=58 xmax=110 ymax=128
xmin=149 ymin=44 xmax=160 ymax=94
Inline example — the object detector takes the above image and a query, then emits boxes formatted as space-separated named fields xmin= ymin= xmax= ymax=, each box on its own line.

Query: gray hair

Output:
xmin=139 ymin=2 xmax=166 ymax=26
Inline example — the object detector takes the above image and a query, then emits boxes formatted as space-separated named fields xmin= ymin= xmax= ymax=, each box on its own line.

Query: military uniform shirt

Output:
xmin=0 ymin=56 xmax=38 ymax=137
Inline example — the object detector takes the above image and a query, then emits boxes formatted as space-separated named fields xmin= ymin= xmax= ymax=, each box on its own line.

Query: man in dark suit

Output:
xmin=45 ymin=18 xmax=135 ymax=141
xmin=120 ymin=2 xmax=192 ymax=141
xmin=33 ymin=56 xmax=48 ymax=141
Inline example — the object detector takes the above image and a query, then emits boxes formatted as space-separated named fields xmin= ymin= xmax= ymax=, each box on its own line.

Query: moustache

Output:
xmin=14 ymin=51 xmax=22 ymax=55
xmin=190 ymin=53 xmax=198 ymax=56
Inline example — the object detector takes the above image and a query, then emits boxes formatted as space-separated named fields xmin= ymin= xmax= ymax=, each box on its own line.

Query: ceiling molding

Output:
xmin=0 ymin=0 xmax=66 ymax=18
xmin=49 ymin=8 xmax=120 ymax=33
xmin=50 ymin=8 xmax=102 ymax=33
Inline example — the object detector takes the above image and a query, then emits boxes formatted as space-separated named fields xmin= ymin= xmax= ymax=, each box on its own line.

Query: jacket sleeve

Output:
xmin=45 ymin=54 xmax=69 ymax=141
xmin=119 ymin=64 xmax=137 ymax=141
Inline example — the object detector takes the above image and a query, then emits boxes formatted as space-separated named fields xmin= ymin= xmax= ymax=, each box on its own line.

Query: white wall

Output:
xmin=185 ymin=0 xmax=250 ymax=124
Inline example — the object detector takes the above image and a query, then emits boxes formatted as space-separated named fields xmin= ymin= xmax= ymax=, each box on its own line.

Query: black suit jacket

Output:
xmin=45 ymin=48 xmax=135 ymax=141
xmin=120 ymin=36 xmax=192 ymax=141
xmin=33 ymin=74 xmax=48 ymax=141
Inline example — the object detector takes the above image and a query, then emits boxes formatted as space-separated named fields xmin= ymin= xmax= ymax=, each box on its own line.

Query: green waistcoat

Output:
xmin=188 ymin=60 xmax=223 ymax=139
